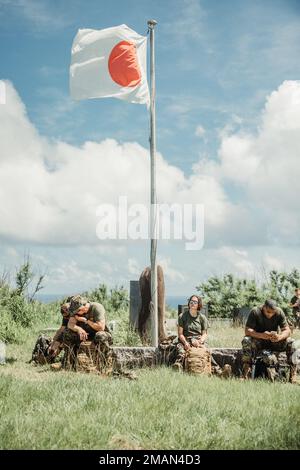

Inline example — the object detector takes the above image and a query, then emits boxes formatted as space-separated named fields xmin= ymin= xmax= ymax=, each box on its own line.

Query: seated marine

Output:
xmin=241 ymin=299 xmax=297 ymax=383
xmin=173 ymin=294 xmax=208 ymax=370
xmin=62 ymin=295 xmax=113 ymax=365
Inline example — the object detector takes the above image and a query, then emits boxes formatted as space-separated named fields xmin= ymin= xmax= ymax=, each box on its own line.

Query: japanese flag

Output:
xmin=70 ymin=24 xmax=150 ymax=106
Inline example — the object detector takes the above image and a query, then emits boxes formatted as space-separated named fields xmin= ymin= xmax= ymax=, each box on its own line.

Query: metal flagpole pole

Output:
xmin=147 ymin=19 xmax=158 ymax=348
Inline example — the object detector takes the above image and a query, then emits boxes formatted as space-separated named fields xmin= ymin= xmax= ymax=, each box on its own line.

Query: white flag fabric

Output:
xmin=70 ymin=24 xmax=150 ymax=105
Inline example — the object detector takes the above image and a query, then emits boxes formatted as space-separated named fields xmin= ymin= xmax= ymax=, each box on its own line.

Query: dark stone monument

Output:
xmin=129 ymin=280 xmax=141 ymax=329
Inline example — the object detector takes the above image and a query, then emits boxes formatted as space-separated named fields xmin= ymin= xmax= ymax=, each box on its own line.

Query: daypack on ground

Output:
xmin=31 ymin=334 xmax=54 ymax=365
xmin=185 ymin=346 xmax=211 ymax=375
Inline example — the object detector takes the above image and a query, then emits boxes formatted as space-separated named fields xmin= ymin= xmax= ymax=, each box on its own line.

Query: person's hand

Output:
xmin=78 ymin=328 xmax=88 ymax=341
xmin=75 ymin=315 xmax=87 ymax=323
xmin=270 ymin=332 xmax=280 ymax=342
xmin=191 ymin=338 xmax=201 ymax=348
xmin=184 ymin=341 xmax=191 ymax=351
xmin=262 ymin=331 xmax=272 ymax=340
xmin=79 ymin=330 xmax=88 ymax=341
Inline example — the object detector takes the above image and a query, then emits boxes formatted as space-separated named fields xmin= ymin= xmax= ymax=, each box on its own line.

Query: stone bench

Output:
xmin=111 ymin=346 xmax=292 ymax=376
xmin=111 ymin=346 xmax=244 ymax=374
xmin=64 ymin=343 xmax=293 ymax=377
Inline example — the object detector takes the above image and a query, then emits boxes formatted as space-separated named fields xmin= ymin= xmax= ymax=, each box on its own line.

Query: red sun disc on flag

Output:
xmin=108 ymin=40 xmax=142 ymax=88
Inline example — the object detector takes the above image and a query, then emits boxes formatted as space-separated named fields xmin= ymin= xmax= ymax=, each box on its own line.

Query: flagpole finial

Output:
xmin=147 ymin=19 xmax=157 ymax=28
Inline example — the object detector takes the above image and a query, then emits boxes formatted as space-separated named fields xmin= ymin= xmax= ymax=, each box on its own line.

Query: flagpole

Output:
xmin=147 ymin=19 xmax=158 ymax=348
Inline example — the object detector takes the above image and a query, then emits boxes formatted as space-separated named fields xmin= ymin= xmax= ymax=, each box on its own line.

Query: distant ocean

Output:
xmin=36 ymin=293 xmax=188 ymax=309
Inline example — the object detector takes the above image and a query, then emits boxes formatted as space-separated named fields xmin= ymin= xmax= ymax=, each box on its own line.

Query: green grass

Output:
xmin=1 ymin=325 xmax=300 ymax=450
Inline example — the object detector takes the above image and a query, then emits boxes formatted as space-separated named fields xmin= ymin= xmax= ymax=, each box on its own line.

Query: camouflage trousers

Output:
xmin=62 ymin=328 xmax=113 ymax=370
xmin=241 ymin=336 xmax=296 ymax=366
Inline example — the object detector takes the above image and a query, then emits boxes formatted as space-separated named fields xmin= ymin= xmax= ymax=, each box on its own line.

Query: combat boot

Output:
xmin=172 ymin=360 xmax=183 ymax=372
xmin=241 ymin=363 xmax=252 ymax=380
xmin=211 ymin=365 xmax=222 ymax=377
xmin=266 ymin=367 xmax=277 ymax=382
xmin=221 ymin=364 xmax=232 ymax=379
xmin=289 ymin=365 xmax=298 ymax=384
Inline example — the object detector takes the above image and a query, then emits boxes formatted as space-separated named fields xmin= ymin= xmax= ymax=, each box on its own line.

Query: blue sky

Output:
xmin=1 ymin=0 xmax=299 ymax=169
xmin=0 ymin=0 xmax=300 ymax=296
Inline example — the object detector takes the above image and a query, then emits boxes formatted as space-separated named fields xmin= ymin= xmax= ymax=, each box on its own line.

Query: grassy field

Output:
xmin=0 ymin=324 xmax=300 ymax=450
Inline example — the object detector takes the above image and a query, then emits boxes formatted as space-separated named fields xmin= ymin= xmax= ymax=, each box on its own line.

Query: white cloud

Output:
xmin=216 ymin=247 xmax=255 ymax=277
xmin=0 ymin=80 xmax=6 ymax=105
xmin=262 ymin=254 xmax=284 ymax=272
xmin=2 ymin=79 xmax=299 ymax=251
xmin=3 ymin=0 xmax=72 ymax=31
xmin=163 ymin=0 xmax=205 ymax=45
xmin=218 ymin=133 xmax=259 ymax=183
xmin=216 ymin=8 xmax=300 ymax=91
xmin=158 ymin=257 xmax=185 ymax=283
xmin=49 ymin=260 xmax=102 ymax=287
xmin=34 ymin=87 xmax=77 ymax=135
xmin=236 ymin=249 xmax=248 ymax=257
xmin=38 ymin=66 xmax=65 ymax=78
xmin=128 ymin=258 xmax=140 ymax=276
xmin=217 ymin=80 xmax=300 ymax=242
xmin=5 ymin=246 xmax=18 ymax=258
xmin=195 ymin=125 xmax=205 ymax=138
xmin=1 ymin=79 xmax=300 ymax=295
xmin=0 ymin=81 xmax=234 ymax=247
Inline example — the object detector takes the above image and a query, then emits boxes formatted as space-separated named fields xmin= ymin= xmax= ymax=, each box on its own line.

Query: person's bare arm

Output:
xmin=75 ymin=316 xmax=105 ymax=332
xmin=89 ymin=319 xmax=105 ymax=331
xmin=245 ymin=326 xmax=272 ymax=340
xmin=52 ymin=326 xmax=65 ymax=342
xmin=67 ymin=316 xmax=79 ymax=332
xmin=178 ymin=325 xmax=190 ymax=350
xmin=67 ymin=317 xmax=88 ymax=340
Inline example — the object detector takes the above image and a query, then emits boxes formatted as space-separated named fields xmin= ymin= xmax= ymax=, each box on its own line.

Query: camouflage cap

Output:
xmin=69 ymin=295 xmax=88 ymax=314
xmin=60 ymin=302 xmax=70 ymax=314
xmin=60 ymin=295 xmax=77 ymax=315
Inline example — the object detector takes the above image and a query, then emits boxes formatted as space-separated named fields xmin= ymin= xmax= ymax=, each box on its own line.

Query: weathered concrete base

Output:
xmin=110 ymin=346 xmax=241 ymax=372
xmin=211 ymin=348 xmax=243 ymax=376
xmin=111 ymin=346 xmax=157 ymax=370
xmin=60 ymin=337 xmax=295 ymax=378
xmin=110 ymin=346 xmax=245 ymax=374
xmin=110 ymin=346 xmax=293 ymax=377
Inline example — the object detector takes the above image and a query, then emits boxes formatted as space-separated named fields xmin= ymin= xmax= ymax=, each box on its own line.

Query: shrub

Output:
xmin=196 ymin=270 xmax=300 ymax=319
xmin=0 ymin=308 xmax=25 ymax=343
xmin=0 ymin=260 xmax=53 ymax=344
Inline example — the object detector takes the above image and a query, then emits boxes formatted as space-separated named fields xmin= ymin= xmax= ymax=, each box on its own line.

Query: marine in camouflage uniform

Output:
xmin=173 ymin=295 xmax=209 ymax=370
xmin=62 ymin=295 xmax=112 ymax=369
xmin=241 ymin=299 xmax=297 ymax=383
